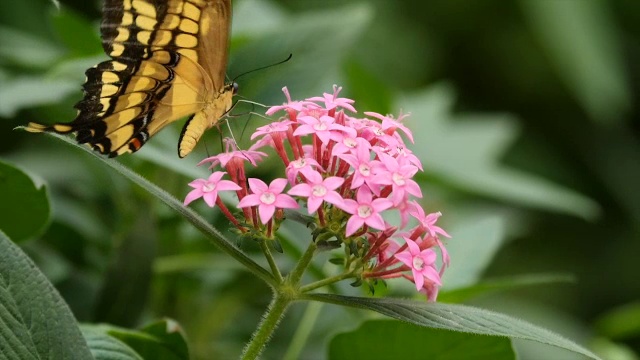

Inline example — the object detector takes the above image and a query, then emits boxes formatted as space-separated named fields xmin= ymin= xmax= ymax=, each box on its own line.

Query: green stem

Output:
xmin=299 ymin=271 xmax=356 ymax=293
xmin=241 ymin=294 xmax=292 ymax=360
xmin=287 ymin=241 xmax=318 ymax=285
xmin=261 ymin=240 xmax=283 ymax=283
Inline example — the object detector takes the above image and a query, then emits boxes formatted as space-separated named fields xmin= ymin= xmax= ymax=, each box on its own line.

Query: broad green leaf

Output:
xmin=0 ymin=160 xmax=50 ymax=242
xmin=441 ymin=215 xmax=505 ymax=290
xmin=594 ymin=302 xmax=640 ymax=340
xmin=0 ymin=26 xmax=64 ymax=68
xmin=520 ymin=0 xmax=630 ymax=125
xmin=306 ymin=294 xmax=601 ymax=360
xmin=82 ymin=326 xmax=143 ymax=360
xmin=0 ymin=229 xmax=92 ymax=359
xmin=329 ymin=320 xmax=516 ymax=360
xmin=85 ymin=320 xmax=189 ymax=360
xmin=438 ymin=273 xmax=575 ymax=303
xmin=25 ymin=131 xmax=275 ymax=287
xmin=401 ymin=84 xmax=600 ymax=220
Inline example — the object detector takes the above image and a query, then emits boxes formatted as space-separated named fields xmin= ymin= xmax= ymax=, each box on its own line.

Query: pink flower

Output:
xmin=198 ymin=140 xmax=267 ymax=169
xmin=338 ymin=138 xmax=381 ymax=191
xmin=288 ymin=171 xmax=344 ymax=214
xmin=286 ymin=157 xmax=323 ymax=184
xmin=394 ymin=238 xmax=441 ymax=291
xmin=409 ymin=204 xmax=451 ymax=238
xmin=251 ymin=120 xmax=293 ymax=140
xmin=339 ymin=186 xmax=393 ymax=236
xmin=294 ymin=114 xmax=347 ymax=145
xmin=237 ymin=178 xmax=299 ymax=224
xmin=373 ymin=153 xmax=422 ymax=205
xmin=330 ymin=127 xmax=364 ymax=157
xmin=365 ymin=111 xmax=414 ymax=143
xmin=266 ymin=87 xmax=317 ymax=115
xmin=184 ymin=172 xmax=241 ymax=207
xmin=307 ymin=85 xmax=357 ymax=113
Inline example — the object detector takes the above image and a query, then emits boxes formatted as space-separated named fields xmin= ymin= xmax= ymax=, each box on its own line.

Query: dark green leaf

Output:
xmin=329 ymin=320 xmax=516 ymax=360
xmin=0 ymin=229 xmax=92 ymax=359
xmin=82 ymin=326 xmax=143 ymax=360
xmin=85 ymin=320 xmax=189 ymax=360
xmin=306 ymin=294 xmax=601 ymax=360
xmin=438 ymin=273 xmax=576 ymax=303
xmin=0 ymin=160 xmax=50 ymax=242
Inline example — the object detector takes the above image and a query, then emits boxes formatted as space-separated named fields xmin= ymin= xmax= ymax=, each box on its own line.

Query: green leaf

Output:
xmin=0 ymin=229 xmax=92 ymax=359
xmin=306 ymin=294 xmax=601 ymax=360
xmin=520 ymin=0 xmax=630 ymax=125
xmin=594 ymin=302 xmax=640 ymax=340
xmin=50 ymin=9 xmax=102 ymax=57
xmin=0 ymin=26 xmax=64 ymax=68
xmin=438 ymin=273 xmax=575 ymax=303
xmin=441 ymin=215 xmax=505 ymax=290
xmin=84 ymin=319 xmax=189 ymax=360
xmin=82 ymin=326 xmax=143 ymax=360
xmin=0 ymin=76 xmax=77 ymax=117
xmin=329 ymin=320 xmax=516 ymax=360
xmin=24 ymin=130 xmax=275 ymax=287
xmin=0 ymin=160 xmax=50 ymax=242
xmin=402 ymin=84 xmax=600 ymax=220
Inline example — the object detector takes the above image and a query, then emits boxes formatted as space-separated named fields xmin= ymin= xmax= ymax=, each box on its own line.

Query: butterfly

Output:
xmin=26 ymin=0 xmax=234 ymax=158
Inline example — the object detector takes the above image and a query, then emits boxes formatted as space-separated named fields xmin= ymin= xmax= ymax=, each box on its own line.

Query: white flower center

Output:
xmin=392 ymin=172 xmax=405 ymax=186
xmin=203 ymin=183 xmax=216 ymax=192
xmin=358 ymin=164 xmax=370 ymax=176
xmin=260 ymin=192 xmax=276 ymax=205
xmin=293 ymin=158 xmax=306 ymax=169
xmin=357 ymin=205 xmax=372 ymax=218
xmin=344 ymin=138 xmax=357 ymax=148
xmin=374 ymin=127 xmax=384 ymax=136
xmin=314 ymin=122 xmax=328 ymax=131
xmin=311 ymin=184 xmax=327 ymax=197
xmin=413 ymin=256 xmax=425 ymax=270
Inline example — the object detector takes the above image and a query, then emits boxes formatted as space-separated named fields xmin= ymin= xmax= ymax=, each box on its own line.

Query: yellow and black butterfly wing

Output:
xmin=176 ymin=0 xmax=233 ymax=158
xmin=26 ymin=0 xmax=232 ymax=157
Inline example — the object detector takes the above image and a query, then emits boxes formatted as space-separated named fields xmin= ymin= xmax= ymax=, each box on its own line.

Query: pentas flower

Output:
xmin=183 ymin=85 xmax=450 ymax=301
xmin=238 ymin=178 xmax=298 ymax=224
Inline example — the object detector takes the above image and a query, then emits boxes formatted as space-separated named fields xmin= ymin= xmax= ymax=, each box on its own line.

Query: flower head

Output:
xmin=237 ymin=178 xmax=298 ymax=224
xmin=184 ymin=171 xmax=241 ymax=207
xmin=394 ymin=238 xmax=441 ymax=291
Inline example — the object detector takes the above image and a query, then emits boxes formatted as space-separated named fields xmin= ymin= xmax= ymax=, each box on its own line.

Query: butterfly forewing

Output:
xmin=26 ymin=0 xmax=233 ymax=158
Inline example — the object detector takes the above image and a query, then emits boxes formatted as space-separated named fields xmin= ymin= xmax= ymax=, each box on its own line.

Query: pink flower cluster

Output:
xmin=184 ymin=86 xmax=450 ymax=301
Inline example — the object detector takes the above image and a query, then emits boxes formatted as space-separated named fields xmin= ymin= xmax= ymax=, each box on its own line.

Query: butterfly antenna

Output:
xmin=232 ymin=54 xmax=292 ymax=83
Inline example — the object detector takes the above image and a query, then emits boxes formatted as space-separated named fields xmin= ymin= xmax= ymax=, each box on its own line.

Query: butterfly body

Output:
xmin=26 ymin=0 xmax=233 ymax=158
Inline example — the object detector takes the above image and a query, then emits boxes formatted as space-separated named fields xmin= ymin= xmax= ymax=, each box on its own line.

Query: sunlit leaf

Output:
xmin=329 ymin=320 xmax=516 ymax=360
xmin=594 ymin=302 xmax=640 ymax=340
xmin=441 ymin=215 xmax=505 ymax=290
xmin=0 ymin=76 xmax=76 ymax=117
xmin=0 ymin=26 xmax=64 ymax=68
xmin=307 ymin=294 xmax=601 ymax=360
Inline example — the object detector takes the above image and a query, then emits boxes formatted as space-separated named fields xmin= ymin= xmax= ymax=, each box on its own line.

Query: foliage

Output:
xmin=1 ymin=0 xmax=639 ymax=359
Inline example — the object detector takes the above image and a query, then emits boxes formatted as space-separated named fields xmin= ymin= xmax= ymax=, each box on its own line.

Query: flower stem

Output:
xmin=287 ymin=241 xmax=318 ymax=285
xmin=241 ymin=294 xmax=292 ymax=360
xmin=261 ymin=240 xmax=283 ymax=283
xmin=299 ymin=270 xmax=356 ymax=293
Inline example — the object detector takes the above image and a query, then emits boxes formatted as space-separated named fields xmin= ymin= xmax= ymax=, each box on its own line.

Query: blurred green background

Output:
xmin=1 ymin=0 xmax=639 ymax=359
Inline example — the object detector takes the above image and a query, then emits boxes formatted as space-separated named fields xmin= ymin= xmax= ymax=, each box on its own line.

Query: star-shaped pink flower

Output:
xmin=394 ymin=237 xmax=441 ymax=291
xmin=288 ymin=171 xmax=344 ymax=214
xmin=184 ymin=172 xmax=241 ymax=207
xmin=237 ymin=178 xmax=299 ymax=224
xmin=338 ymin=186 xmax=393 ymax=236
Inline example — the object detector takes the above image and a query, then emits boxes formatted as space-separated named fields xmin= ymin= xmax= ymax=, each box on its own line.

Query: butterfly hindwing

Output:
xmin=26 ymin=0 xmax=234 ymax=157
